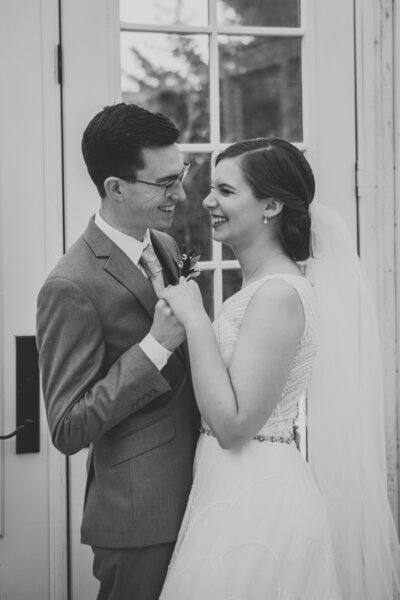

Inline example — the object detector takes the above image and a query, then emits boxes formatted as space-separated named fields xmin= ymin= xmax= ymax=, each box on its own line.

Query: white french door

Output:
xmin=0 ymin=1 xmax=65 ymax=599
xmin=60 ymin=1 xmax=357 ymax=597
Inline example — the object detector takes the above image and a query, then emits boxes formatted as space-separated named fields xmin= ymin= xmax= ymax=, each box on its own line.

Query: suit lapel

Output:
xmin=104 ymin=247 xmax=159 ymax=318
xmin=84 ymin=218 xmax=158 ymax=318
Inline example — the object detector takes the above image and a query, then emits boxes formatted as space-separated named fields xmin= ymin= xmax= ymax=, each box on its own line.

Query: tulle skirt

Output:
xmin=160 ymin=434 xmax=342 ymax=600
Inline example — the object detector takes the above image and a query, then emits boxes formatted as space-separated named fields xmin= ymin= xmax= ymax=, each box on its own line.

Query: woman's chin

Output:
xmin=211 ymin=228 xmax=229 ymax=243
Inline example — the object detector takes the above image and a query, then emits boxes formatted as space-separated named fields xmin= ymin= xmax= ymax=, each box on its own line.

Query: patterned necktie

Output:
xmin=140 ymin=243 xmax=165 ymax=297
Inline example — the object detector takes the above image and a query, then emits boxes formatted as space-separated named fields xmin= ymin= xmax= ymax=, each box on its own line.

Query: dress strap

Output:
xmin=241 ymin=274 xmax=317 ymax=335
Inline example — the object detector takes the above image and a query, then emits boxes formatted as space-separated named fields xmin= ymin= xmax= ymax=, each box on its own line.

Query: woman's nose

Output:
xmin=202 ymin=191 xmax=217 ymax=209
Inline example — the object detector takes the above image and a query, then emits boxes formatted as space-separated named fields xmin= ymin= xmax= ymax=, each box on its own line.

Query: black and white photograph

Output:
xmin=0 ymin=1 xmax=400 ymax=598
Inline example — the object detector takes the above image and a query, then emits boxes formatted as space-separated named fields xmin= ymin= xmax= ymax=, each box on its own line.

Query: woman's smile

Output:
xmin=210 ymin=213 xmax=229 ymax=227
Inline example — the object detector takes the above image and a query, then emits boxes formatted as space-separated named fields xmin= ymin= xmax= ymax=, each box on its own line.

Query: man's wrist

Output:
xmin=139 ymin=333 xmax=172 ymax=370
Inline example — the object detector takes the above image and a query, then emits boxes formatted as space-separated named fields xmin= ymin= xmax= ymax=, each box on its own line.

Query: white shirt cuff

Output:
xmin=139 ymin=333 xmax=172 ymax=370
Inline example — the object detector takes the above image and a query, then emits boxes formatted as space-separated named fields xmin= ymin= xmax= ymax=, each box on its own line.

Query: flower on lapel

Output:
xmin=177 ymin=246 xmax=201 ymax=280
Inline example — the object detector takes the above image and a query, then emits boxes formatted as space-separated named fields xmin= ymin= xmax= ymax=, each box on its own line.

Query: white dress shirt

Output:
xmin=94 ymin=210 xmax=172 ymax=370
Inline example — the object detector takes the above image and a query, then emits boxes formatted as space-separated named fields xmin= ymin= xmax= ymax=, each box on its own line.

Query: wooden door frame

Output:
xmin=42 ymin=0 xmax=68 ymax=597
xmin=395 ymin=0 xmax=400 ymax=533
xmin=355 ymin=0 xmax=399 ymax=527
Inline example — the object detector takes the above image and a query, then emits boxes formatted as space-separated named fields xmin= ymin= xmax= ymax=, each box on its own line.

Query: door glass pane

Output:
xmin=223 ymin=269 xmax=243 ymax=300
xmin=219 ymin=35 xmax=302 ymax=142
xmin=120 ymin=0 xmax=208 ymax=26
xmin=217 ymin=0 xmax=300 ymax=27
xmin=121 ymin=32 xmax=210 ymax=143
xmin=222 ymin=243 xmax=236 ymax=260
xmin=169 ymin=153 xmax=212 ymax=261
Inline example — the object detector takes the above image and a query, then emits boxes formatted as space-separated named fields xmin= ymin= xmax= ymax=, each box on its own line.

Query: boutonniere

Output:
xmin=177 ymin=246 xmax=201 ymax=279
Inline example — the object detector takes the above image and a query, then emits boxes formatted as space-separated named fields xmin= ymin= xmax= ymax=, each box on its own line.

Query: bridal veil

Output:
xmin=306 ymin=203 xmax=400 ymax=599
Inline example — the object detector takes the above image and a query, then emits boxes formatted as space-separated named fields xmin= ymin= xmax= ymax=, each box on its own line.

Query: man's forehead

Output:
xmin=140 ymin=145 xmax=182 ymax=173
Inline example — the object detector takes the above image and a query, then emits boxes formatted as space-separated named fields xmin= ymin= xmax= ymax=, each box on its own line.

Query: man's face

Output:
xmin=109 ymin=144 xmax=186 ymax=240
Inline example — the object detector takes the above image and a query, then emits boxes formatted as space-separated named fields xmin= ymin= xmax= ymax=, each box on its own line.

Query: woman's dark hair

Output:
xmin=215 ymin=138 xmax=315 ymax=261
xmin=81 ymin=102 xmax=180 ymax=197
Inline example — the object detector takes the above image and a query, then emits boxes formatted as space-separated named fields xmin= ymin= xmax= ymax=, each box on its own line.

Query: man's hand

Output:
xmin=150 ymin=298 xmax=186 ymax=351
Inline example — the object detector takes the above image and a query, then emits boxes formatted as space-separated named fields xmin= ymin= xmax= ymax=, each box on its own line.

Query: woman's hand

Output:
xmin=159 ymin=277 xmax=207 ymax=329
xmin=149 ymin=298 xmax=186 ymax=351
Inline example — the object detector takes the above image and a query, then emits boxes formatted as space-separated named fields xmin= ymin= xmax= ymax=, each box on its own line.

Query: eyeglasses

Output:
xmin=120 ymin=163 xmax=190 ymax=197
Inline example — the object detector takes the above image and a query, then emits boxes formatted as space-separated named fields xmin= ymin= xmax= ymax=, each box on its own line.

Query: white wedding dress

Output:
xmin=160 ymin=274 xmax=342 ymax=600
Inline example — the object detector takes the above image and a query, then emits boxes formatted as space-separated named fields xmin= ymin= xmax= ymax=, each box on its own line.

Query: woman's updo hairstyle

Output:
xmin=215 ymin=138 xmax=315 ymax=261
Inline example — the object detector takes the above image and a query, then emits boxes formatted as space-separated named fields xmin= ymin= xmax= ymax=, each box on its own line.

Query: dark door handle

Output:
xmin=0 ymin=419 xmax=34 ymax=440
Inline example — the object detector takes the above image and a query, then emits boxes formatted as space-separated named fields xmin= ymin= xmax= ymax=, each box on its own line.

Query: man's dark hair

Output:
xmin=81 ymin=102 xmax=180 ymax=197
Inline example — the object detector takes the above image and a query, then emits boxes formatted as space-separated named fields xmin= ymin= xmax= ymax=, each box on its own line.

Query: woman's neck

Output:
xmin=234 ymin=239 xmax=297 ymax=286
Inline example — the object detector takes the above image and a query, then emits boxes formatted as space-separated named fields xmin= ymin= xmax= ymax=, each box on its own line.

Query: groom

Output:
xmin=36 ymin=103 xmax=199 ymax=599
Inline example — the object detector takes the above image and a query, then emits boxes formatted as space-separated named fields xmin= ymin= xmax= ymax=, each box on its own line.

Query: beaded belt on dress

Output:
xmin=199 ymin=426 xmax=293 ymax=444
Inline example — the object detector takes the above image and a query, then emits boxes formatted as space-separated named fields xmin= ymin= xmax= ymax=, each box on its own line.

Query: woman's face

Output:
xmin=202 ymin=157 xmax=265 ymax=248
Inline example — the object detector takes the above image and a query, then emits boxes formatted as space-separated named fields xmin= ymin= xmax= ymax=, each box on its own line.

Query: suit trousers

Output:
xmin=92 ymin=542 xmax=175 ymax=600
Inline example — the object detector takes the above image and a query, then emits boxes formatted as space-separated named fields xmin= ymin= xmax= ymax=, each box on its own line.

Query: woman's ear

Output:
xmin=104 ymin=176 xmax=124 ymax=201
xmin=263 ymin=198 xmax=283 ymax=221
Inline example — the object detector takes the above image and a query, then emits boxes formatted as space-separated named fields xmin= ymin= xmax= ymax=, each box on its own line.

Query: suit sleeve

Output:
xmin=36 ymin=277 xmax=171 ymax=455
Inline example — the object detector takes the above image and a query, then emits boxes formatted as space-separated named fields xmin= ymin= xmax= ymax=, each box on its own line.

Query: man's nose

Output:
xmin=169 ymin=181 xmax=186 ymax=202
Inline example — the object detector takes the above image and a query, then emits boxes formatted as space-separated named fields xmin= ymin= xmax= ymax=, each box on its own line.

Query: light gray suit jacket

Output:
xmin=37 ymin=218 xmax=199 ymax=548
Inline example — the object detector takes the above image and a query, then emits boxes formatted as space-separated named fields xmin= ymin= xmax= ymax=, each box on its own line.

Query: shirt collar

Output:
xmin=94 ymin=210 xmax=151 ymax=266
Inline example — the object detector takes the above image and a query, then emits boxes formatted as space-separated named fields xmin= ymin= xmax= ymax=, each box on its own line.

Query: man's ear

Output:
xmin=263 ymin=198 xmax=283 ymax=220
xmin=104 ymin=177 xmax=124 ymax=201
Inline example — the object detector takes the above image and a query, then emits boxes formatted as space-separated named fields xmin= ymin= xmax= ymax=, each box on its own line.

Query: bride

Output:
xmin=157 ymin=138 xmax=400 ymax=599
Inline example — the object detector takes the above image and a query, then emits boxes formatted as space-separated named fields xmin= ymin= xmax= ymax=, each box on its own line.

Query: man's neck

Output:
xmin=98 ymin=207 xmax=146 ymax=242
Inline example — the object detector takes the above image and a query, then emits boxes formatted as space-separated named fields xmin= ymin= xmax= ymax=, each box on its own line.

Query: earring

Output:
xmin=263 ymin=216 xmax=268 ymax=224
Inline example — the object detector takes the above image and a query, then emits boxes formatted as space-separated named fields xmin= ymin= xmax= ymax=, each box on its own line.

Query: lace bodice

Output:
xmin=212 ymin=274 xmax=318 ymax=440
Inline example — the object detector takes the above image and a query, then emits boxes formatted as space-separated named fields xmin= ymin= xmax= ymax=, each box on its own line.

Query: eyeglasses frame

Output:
xmin=119 ymin=162 xmax=190 ymax=197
